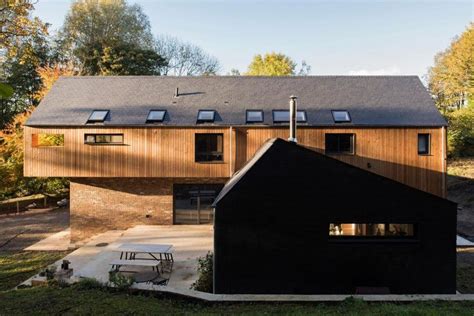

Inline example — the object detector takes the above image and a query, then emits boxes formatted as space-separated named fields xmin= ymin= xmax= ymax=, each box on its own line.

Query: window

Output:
xmin=272 ymin=110 xmax=307 ymax=123
xmin=197 ymin=110 xmax=216 ymax=123
xmin=146 ymin=110 xmax=167 ymax=123
xmin=84 ymin=134 xmax=123 ymax=144
xmin=87 ymin=110 xmax=109 ymax=123
xmin=195 ymin=134 xmax=223 ymax=162
xmin=325 ymin=133 xmax=354 ymax=154
xmin=246 ymin=110 xmax=264 ymax=123
xmin=329 ymin=223 xmax=415 ymax=238
xmin=32 ymin=134 xmax=64 ymax=147
xmin=331 ymin=110 xmax=351 ymax=123
xmin=418 ymin=133 xmax=430 ymax=155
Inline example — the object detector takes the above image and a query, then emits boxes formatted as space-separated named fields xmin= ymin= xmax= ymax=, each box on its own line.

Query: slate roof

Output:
xmin=26 ymin=76 xmax=447 ymax=127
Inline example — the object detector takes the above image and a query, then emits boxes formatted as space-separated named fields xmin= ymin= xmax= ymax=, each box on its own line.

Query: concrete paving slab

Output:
xmin=24 ymin=228 xmax=71 ymax=251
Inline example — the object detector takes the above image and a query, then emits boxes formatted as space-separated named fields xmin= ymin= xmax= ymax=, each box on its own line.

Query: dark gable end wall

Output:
xmin=214 ymin=139 xmax=457 ymax=294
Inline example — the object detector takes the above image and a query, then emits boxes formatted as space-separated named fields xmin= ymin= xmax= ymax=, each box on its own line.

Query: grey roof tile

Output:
xmin=26 ymin=76 xmax=447 ymax=127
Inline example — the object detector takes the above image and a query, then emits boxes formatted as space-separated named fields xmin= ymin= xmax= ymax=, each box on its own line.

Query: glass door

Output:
xmin=173 ymin=184 xmax=224 ymax=224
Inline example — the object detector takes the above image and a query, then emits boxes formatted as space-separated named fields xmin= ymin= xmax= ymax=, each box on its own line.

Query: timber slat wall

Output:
xmin=24 ymin=126 xmax=445 ymax=196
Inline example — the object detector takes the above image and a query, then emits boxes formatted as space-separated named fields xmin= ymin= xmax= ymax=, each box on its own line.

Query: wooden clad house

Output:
xmin=24 ymin=76 xmax=448 ymax=241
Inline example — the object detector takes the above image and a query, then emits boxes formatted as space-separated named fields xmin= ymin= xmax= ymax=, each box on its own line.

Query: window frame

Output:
xmin=272 ymin=110 xmax=307 ymax=123
xmin=331 ymin=110 xmax=351 ymax=123
xmin=325 ymin=133 xmax=355 ymax=155
xmin=84 ymin=133 xmax=124 ymax=145
xmin=418 ymin=133 xmax=431 ymax=155
xmin=197 ymin=110 xmax=216 ymax=123
xmin=146 ymin=110 xmax=167 ymax=123
xmin=194 ymin=133 xmax=224 ymax=163
xmin=32 ymin=133 xmax=65 ymax=148
xmin=246 ymin=110 xmax=264 ymax=124
xmin=87 ymin=110 xmax=109 ymax=123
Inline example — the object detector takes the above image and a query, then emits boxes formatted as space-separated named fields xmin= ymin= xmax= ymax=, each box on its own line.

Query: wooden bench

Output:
xmin=110 ymin=259 xmax=161 ymax=268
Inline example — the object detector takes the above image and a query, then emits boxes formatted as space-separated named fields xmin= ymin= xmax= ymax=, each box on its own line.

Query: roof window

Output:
xmin=146 ymin=110 xmax=167 ymax=123
xmin=197 ymin=110 xmax=216 ymax=123
xmin=87 ymin=110 xmax=109 ymax=123
xmin=246 ymin=110 xmax=264 ymax=123
xmin=331 ymin=110 xmax=351 ymax=123
xmin=272 ymin=110 xmax=307 ymax=123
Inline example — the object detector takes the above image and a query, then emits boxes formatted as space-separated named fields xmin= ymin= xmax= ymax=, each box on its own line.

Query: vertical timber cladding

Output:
xmin=242 ymin=126 xmax=445 ymax=197
xmin=24 ymin=126 xmax=445 ymax=196
xmin=23 ymin=126 xmax=233 ymax=178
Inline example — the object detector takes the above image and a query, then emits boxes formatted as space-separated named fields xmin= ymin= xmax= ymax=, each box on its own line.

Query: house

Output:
xmin=213 ymin=138 xmax=457 ymax=294
xmin=24 ymin=76 xmax=449 ymax=242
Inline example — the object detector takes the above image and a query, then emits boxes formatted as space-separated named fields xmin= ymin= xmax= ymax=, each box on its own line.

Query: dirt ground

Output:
xmin=0 ymin=208 xmax=69 ymax=251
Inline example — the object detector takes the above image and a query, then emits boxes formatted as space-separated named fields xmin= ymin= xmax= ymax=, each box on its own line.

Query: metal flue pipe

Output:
xmin=288 ymin=95 xmax=298 ymax=143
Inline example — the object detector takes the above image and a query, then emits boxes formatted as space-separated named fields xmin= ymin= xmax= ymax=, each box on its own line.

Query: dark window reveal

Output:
xmin=325 ymin=133 xmax=354 ymax=154
xmin=329 ymin=223 xmax=415 ymax=238
xmin=84 ymin=134 xmax=123 ymax=144
xmin=195 ymin=134 xmax=223 ymax=162
xmin=418 ymin=133 xmax=430 ymax=155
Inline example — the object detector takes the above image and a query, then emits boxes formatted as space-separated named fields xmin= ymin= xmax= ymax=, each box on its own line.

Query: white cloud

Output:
xmin=347 ymin=65 xmax=401 ymax=76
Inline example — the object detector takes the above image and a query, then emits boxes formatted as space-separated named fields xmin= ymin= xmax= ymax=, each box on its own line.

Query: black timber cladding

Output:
xmin=213 ymin=138 xmax=457 ymax=294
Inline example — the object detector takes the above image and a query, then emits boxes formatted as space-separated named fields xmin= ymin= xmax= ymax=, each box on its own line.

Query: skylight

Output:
xmin=197 ymin=110 xmax=216 ymax=122
xmin=331 ymin=110 xmax=351 ymax=123
xmin=272 ymin=110 xmax=307 ymax=123
xmin=246 ymin=110 xmax=264 ymax=123
xmin=87 ymin=110 xmax=109 ymax=123
xmin=146 ymin=110 xmax=167 ymax=123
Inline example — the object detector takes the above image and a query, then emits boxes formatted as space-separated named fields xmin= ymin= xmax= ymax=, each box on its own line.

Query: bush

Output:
xmin=191 ymin=251 xmax=213 ymax=293
xmin=75 ymin=278 xmax=105 ymax=290
xmin=446 ymin=106 xmax=474 ymax=157
xmin=108 ymin=271 xmax=134 ymax=291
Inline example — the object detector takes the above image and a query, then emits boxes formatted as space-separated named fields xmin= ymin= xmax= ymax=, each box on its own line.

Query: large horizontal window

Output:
xmin=84 ymin=134 xmax=124 ymax=145
xmin=325 ymin=133 xmax=354 ymax=154
xmin=32 ymin=134 xmax=64 ymax=147
xmin=195 ymin=134 xmax=223 ymax=162
xmin=329 ymin=223 xmax=415 ymax=238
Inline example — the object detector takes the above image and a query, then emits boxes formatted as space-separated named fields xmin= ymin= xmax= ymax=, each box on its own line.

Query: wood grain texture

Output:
xmin=24 ymin=126 xmax=446 ymax=196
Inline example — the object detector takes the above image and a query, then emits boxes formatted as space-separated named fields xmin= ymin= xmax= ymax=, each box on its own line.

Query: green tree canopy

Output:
xmin=59 ymin=0 xmax=157 ymax=75
xmin=245 ymin=53 xmax=296 ymax=76
xmin=428 ymin=23 xmax=474 ymax=111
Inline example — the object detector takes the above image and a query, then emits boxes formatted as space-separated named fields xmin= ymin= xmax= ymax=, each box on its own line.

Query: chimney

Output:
xmin=288 ymin=95 xmax=298 ymax=143
xmin=174 ymin=87 xmax=179 ymax=97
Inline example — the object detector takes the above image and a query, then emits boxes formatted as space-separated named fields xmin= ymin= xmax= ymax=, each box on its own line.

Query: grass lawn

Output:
xmin=0 ymin=285 xmax=473 ymax=316
xmin=0 ymin=251 xmax=69 ymax=291
xmin=0 ymin=251 xmax=473 ymax=315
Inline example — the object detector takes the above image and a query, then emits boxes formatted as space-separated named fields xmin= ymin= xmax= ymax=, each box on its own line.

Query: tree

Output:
xmin=297 ymin=60 xmax=312 ymax=76
xmin=155 ymin=35 xmax=220 ymax=76
xmin=82 ymin=43 xmax=166 ymax=76
xmin=58 ymin=0 xmax=155 ymax=74
xmin=34 ymin=64 xmax=76 ymax=101
xmin=445 ymin=105 xmax=474 ymax=157
xmin=1 ymin=9 xmax=50 ymax=128
xmin=245 ymin=53 xmax=296 ymax=76
xmin=428 ymin=23 xmax=474 ymax=112
xmin=0 ymin=1 xmax=45 ymax=51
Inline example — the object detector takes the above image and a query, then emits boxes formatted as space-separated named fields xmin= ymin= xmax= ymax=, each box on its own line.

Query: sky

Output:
xmin=34 ymin=0 xmax=473 ymax=78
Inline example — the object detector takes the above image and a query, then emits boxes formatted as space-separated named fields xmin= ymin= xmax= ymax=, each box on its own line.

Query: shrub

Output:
xmin=446 ymin=106 xmax=474 ymax=157
xmin=108 ymin=271 xmax=134 ymax=290
xmin=75 ymin=277 xmax=105 ymax=290
xmin=191 ymin=251 xmax=213 ymax=293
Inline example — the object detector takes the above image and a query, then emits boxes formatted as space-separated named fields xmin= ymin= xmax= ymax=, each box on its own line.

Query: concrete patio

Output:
xmin=36 ymin=225 xmax=213 ymax=290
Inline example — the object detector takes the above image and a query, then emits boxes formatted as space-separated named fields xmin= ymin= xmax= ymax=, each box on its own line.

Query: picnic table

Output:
xmin=110 ymin=243 xmax=174 ymax=284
